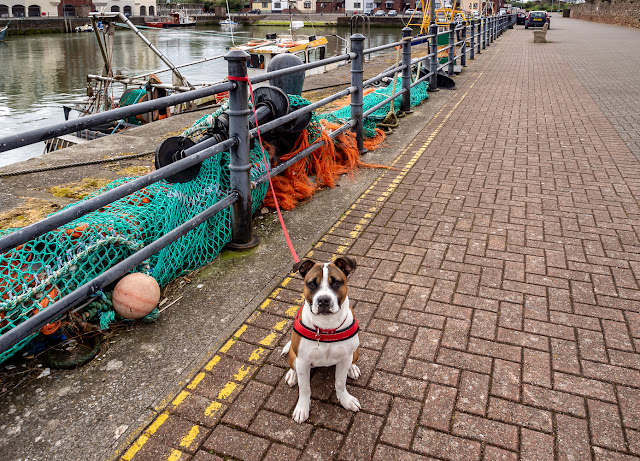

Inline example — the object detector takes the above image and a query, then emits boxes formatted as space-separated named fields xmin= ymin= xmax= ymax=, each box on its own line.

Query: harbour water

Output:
xmin=0 ymin=24 xmax=402 ymax=167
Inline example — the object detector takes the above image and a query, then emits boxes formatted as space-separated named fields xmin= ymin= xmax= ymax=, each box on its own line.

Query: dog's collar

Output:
xmin=293 ymin=305 xmax=359 ymax=343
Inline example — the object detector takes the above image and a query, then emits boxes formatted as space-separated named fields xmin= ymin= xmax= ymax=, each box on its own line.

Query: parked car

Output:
xmin=525 ymin=10 xmax=550 ymax=29
xmin=516 ymin=11 xmax=526 ymax=25
xmin=363 ymin=8 xmax=373 ymax=15
xmin=388 ymin=9 xmax=397 ymax=16
xmin=248 ymin=8 xmax=261 ymax=14
xmin=374 ymin=10 xmax=386 ymax=16
xmin=404 ymin=8 xmax=416 ymax=15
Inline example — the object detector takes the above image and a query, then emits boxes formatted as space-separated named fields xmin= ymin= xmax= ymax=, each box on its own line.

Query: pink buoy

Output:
xmin=112 ymin=273 xmax=160 ymax=319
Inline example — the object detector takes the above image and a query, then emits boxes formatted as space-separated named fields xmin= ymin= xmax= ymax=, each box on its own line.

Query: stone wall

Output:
xmin=570 ymin=0 xmax=640 ymax=29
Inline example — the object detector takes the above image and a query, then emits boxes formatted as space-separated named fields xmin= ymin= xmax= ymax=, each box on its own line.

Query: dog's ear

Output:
xmin=293 ymin=259 xmax=315 ymax=277
xmin=334 ymin=256 xmax=357 ymax=277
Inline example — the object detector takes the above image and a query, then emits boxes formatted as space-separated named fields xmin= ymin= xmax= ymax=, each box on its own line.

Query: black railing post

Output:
xmin=225 ymin=50 xmax=259 ymax=250
xmin=350 ymin=33 xmax=367 ymax=154
xmin=401 ymin=27 xmax=412 ymax=113
xmin=447 ymin=21 xmax=455 ymax=75
xmin=470 ymin=19 xmax=475 ymax=60
xmin=482 ymin=17 xmax=487 ymax=49
xmin=461 ymin=22 xmax=467 ymax=67
xmin=429 ymin=23 xmax=439 ymax=91
xmin=487 ymin=17 xmax=491 ymax=46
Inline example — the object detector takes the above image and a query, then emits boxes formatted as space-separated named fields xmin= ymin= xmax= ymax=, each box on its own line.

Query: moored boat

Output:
xmin=233 ymin=33 xmax=341 ymax=78
xmin=0 ymin=22 xmax=10 ymax=41
xmin=145 ymin=11 xmax=196 ymax=28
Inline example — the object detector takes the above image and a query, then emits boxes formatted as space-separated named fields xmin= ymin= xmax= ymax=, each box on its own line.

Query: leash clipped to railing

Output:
xmin=228 ymin=75 xmax=300 ymax=264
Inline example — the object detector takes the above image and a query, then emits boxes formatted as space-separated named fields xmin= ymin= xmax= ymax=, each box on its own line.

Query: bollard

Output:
xmin=429 ymin=23 xmax=438 ymax=91
xmin=470 ymin=19 xmax=475 ymax=60
xmin=226 ymin=50 xmax=259 ymax=250
xmin=447 ymin=22 xmax=455 ymax=76
xmin=401 ymin=27 xmax=412 ymax=113
xmin=350 ymin=33 xmax=367 ymax=154
xmin=461 ymin=21 xmax=467 ymax=67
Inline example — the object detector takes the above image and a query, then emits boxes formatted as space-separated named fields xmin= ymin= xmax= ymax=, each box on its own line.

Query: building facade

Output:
xmin=0 ymin=0 xmax=156 ymax=17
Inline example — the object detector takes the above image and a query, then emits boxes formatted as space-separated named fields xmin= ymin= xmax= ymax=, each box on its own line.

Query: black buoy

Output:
xmin=267 ymin=53 xmax=305 ymax=96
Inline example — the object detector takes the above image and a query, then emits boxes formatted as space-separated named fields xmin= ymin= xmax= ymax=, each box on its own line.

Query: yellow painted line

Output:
xmin=167 ymin=450 xmax=183 ymax=461
xmin=147 ymin=413 xmax=169 ymax=435
xmin=233 ymin=324 xmax=248 ymax=338
xmin=281 ymin=276 xmax=292 ymax=287
xmin=187 ymin=372 xmax=205 ymax=391
xmin=217 ymin=381 xmax=237 ymax=400
xmin=336 ymin=245 xmax=348 ymax=254
xmin=259 ymin=298 xmax=271 ymax=310
xmin=172 ymin=391 xmax=190 ymax=407
xmin=204 ymin=355 xmax=220 ymax=371
xmin=271 ymin=287 xmax=282 ymax=298
xmin=286 ymin=304 xmax=299 ymax=317
xmin=259 ymin=332 xmax=278 ymax=346
xmin=204 ymin=401 xmax=223 ymax=417
xmin=249 ymin=347 xmax=265 ymax=362
xmin=234 ymin=365 xmax=253 ymax=381
xmin=121 ymin=435 xmax=149 ymax=461
xmin=273 ymin=319 xmax=289 ymax=331
xmin=179 ymin=425 xmax=200 ymax=449
xmin=219 ymin=338 xmax=235 ymax=353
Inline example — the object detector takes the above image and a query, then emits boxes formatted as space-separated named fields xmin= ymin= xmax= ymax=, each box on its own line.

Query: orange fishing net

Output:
xmin=263 ymin=122 xmax=388 ymax=210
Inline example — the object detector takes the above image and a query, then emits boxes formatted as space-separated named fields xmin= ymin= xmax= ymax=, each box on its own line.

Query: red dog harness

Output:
xmin=293 ymin=305 xmax=359 ymax=343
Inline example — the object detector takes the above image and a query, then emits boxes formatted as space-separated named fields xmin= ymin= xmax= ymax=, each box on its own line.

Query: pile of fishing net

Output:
xmin=0 ymin=80 xmax=428 ymax=363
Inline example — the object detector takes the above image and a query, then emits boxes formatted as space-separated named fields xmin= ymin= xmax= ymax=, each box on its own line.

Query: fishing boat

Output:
xmin=0 ymin=22 xmax=10 ymax=41
xmin=145 ymin=11 xmax=196 ymax=28
xmin=232 ymin=20 xmax=342 ymax=78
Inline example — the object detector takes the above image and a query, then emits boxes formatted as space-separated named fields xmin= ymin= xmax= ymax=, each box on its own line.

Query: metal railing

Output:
xmin=0 ymin=15 xmax=515 ymax=355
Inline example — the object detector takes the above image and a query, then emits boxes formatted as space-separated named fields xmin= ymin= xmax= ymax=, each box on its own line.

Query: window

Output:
xmin=149 ymin=5 xmax=155 ymax=15
xmin=366 ymin=2 xmax=373 ymax=7
xmin=123 ymin=6 xmax=132 ymax=15
xmin=262 ymin=2 xmax=268 ymax=6
xmin=12 ymin=4 xmax=25 ymax=16
xmin=307 ymin=46 xmax=326 ymax=62
xmin=248 ymin=54 xmax=265 ymax=69
xmin=354 ymin=2 xmax=360 ymax=7
xmin=295 ymin=51 xmax=306 ymax=63
xmin=28 ymin=5 xmax=40 ymax=16
xmin=304 ymin=1 xmax=311 ymax=7
xmin=140 ymin=6 xmax=146 ymax=15
xmin=274 ymin=2 xmax=281 ymax=8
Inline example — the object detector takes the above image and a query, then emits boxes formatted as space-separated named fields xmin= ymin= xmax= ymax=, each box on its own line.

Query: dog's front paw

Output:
xmin=285 ymin=368 xmax=298 ymax=387
xmin=292 ymin=403 xmax=310 ymax=423
xmin=347 ymin=364 xmax=361 ymax=380
xmin=338 ymin=391 xmax=361 ymax=412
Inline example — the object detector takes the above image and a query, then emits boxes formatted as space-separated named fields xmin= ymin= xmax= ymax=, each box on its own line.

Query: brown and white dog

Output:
xmin=281 ymin=256 xmax=361 ymax=423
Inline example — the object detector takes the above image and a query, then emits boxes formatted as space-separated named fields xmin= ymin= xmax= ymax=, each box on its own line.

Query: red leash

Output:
xmin=227 ymin=75 xmax=300 ymax=263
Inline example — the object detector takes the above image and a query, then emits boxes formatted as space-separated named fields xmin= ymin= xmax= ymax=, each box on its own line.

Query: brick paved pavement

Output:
xmin=551 ymin=17 xmax=640 ymax=162
xmin=116 ymin=20 xmax=640 ymax=461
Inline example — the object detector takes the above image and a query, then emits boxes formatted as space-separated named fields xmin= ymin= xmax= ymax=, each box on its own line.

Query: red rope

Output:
xmin=227 ymin=75 xmax=300 ymax=263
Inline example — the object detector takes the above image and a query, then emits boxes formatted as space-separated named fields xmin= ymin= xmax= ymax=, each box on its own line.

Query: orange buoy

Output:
xmin=112 ymin=273 xmax=160 ymax=319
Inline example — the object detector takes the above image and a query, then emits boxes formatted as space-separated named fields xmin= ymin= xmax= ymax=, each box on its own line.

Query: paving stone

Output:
xmin=202 ymin=425 xmax=269 ymax=461
xmin=248 ymin=410 xmax=313 ymax=449
xmin=413 ymin=427 xmax=482 ymax=460
xmin=302 ymin=428 xmax=343 ymax=460
xmin=338 ymin=412 xmax=384 ymax=460
xmin=380 ymin=397 xmax=422 ymax=449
